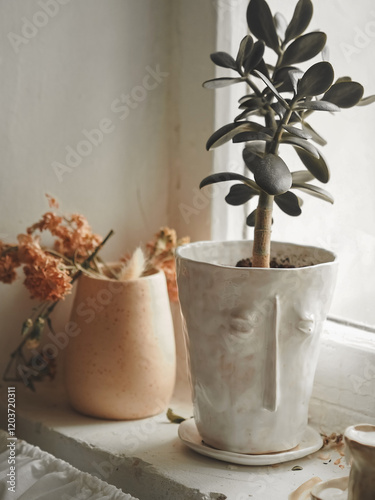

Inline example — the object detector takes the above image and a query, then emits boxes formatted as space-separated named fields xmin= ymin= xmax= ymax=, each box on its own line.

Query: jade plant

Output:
xmin=200 ymin=0 xmax=374 ymax=268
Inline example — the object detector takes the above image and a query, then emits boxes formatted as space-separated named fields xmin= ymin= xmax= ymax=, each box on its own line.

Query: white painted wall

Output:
xmin=0 ymin=1 xmax=216 ymax=378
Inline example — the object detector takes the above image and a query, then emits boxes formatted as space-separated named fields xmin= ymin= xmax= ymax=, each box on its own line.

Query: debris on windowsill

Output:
xmin=166 ymin=408 xmax=187 ymax=424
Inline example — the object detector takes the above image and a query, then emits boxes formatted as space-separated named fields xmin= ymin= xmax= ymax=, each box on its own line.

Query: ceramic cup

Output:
xmin=344 ymin=424 xmax=375 ymax=500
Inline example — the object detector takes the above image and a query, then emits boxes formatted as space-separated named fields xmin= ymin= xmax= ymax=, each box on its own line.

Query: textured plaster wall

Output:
xmin=0 ymin=1 xmax=215 ymax=378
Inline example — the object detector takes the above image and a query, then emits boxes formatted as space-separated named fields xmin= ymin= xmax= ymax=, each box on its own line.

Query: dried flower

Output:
xmin=52 ymin=214 xmax=102 ymax=261
xmin=27 ymin=212 xmax=63 ymax=235
xmin=17 ymin=234 xmax=46 ymax=265
xmin=23 ymin=258 xmax=73 ymax=302
xmin=45 ymin=194 xmax=59 ymax=209
xmin=146 ymin=227 xmax=190 ymax=302
xmin=1 ymin=196 xmax=114 ymax=391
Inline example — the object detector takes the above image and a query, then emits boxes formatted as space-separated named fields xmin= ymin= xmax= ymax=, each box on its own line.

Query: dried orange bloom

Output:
xmin=27 ymin=212 xmax=63 ymax=235
xmin=17 ymin=234 xmax=46 ymax=265
xmin=45 ymin=194 xmax=59 ymax=209
xmin=23 ymin=257 xmax=72 ymax=302
xmin=0 ymin=240 xmax=21 ymax=284
xmin=146 ymin=227 xmax=190 ymax=302
xmin=53 ymin=214 xmax=102 ymax=261
xmin=0 ymin=254 xmax=19 ymax=284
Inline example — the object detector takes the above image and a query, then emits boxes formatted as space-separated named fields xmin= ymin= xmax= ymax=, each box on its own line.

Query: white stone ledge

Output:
xmin=310 ymin=319 xmax=375 ymax=433
xmin=0 ymin=319 xmax=374 ymax=500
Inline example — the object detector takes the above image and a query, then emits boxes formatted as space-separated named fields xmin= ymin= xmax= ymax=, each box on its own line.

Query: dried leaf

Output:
xmin=118 ymin=247 xmax=146 ymax=281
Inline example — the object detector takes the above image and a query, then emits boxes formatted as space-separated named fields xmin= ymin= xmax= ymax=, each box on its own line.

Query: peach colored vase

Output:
xmin=64 ymin=269 xmax=176 ymax=420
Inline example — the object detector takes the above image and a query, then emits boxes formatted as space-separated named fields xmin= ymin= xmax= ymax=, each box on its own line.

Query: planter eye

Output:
xmin=297 ymin=316 xmax=315 ymax=335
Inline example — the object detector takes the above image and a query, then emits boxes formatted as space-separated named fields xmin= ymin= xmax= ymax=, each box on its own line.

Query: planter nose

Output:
xmin=262 ymin=294 xmax=280 ymax=412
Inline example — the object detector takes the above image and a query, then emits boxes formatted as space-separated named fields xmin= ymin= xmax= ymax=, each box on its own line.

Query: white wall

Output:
xmin=0 ymin=0 xmax=216 ymax=379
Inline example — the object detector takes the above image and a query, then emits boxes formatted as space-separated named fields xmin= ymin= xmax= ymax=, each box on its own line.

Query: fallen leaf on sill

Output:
xmin=166 ymin=408 xmax=186 ymax=424
xmin=334 ymin=457 xmax=341 ymax=465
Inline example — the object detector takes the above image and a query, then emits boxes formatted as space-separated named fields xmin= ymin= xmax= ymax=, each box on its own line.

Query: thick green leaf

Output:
xmin=247 ymin=0 xmax=280 ymax=53
xmin=253 ymin=70 xmax=290 ymax=109
xmin=225 ymin=184 xmax=258 ymax=206
xmin=234 ymin=108 xmax=258 ymax=121
xmin=206 ymin=122 xmax=267 ymax=150
xmin=297 ymin=61 xmax=334 ymax=97
xmin=292 ymin=170 xmax=315 ymax=183
xmin=323 ymin=82 xmax=364 ymax=108
xmin=281 ymin=134 xmax=319 ymax=158
xmin=243 ymin=146 xmax=263 ymax=172
xmin=282 ymin=125 xmax=311 ymax=139
xmin=282 ymin=32 xmax=327 ymax=66
xmin=289 ymin=69 xmax=304 ymax=94
xmin=210 ymin=52 xmax=237 ymax=70
xmin=295 ymin=100 xmax=340 ymax=112
xmin=243 ymin=41 xmax=265 ymax=73
xmin=275 ymin=191 xmax=302 ymax=216
xmin=254 ymin=58 xmax=270 ymax=79
xmin=301 ymin=121 xmax=327 ymax=146
xmin=274 ymin=66 xmax=300 ymax=93
xmin=203 ymin=77 xmax=245 ymax=89
xmin=234 ymin=131 xmax=272 ymax=144
xmin=236 ymin=36 xmax=254 ymax=69
xmin=292 ymin=183 xmax=334 ymax=203
xmin=357 ymin=95 xmax=375 ymax=107
xmin=246 ymin=210 xmax=257 ymax=227
xmin=238 ymin=97 xmax=264 ymax=110
xmin=295 ymin=148 xmax=329 ymax=183
xmin=238 ymin=93 xmax=255 ymax=104
xmin=200 ymin=172 xmax=260 ymax=191
xmin=274 ymin=12 xmax=288 ymax=40
xmin=251 ymin=154 xmax=292 ymax=195
xmin=284 ymin=0 xmax=313 ymax=44
xmin=233 ymin=127 xmax=273 ymax=143
xmin=335 ymin=76 xmax=352 ymax=84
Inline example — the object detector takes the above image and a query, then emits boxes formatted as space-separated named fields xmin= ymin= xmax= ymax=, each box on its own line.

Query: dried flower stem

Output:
xmin=2 ymin=230 xmax=114 ymax=388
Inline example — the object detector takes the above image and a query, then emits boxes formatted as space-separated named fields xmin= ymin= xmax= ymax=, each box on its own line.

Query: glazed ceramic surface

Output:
xmin=64 ymin=270 xmax=176 ymax=420
xmin=310 ymin=477 xmax=349 ymax=500
xmin=344 ymin=424 xmax=375 ymax=500
xmin=176 ymin=240 xmax=338 ymax=454
xmin=178 ymin=418 xmax=323 ymax=465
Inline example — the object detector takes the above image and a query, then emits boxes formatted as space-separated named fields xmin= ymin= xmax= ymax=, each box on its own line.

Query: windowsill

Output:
xmin=0 ymin=320 xmax=374 ymax=500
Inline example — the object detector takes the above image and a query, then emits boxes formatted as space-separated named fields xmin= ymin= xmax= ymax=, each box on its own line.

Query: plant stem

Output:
xmin=251 ymin=98 xmax=295 ymax=267
xmin=252 ymin=191 xmax=274 ymax=268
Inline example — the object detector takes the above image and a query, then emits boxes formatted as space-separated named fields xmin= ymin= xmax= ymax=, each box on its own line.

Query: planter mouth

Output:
xmin=344 ymin=424 xmax=375 ymax=449
xmin=79 ymin=265 xmax=161 ymax=283
xmin=176 ymin=240 xmax=337 ymax=271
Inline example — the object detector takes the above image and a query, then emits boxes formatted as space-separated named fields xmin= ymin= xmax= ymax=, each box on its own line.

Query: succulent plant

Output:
xmin=200 ymin=0 xmax=374 ymax=268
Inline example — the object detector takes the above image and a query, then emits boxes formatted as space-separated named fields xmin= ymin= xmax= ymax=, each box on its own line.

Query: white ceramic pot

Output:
xmin=176 ymin=240 xmax=338 ymax=454
xmin=64 ymin=269 xmax=176 ymax=420
xmin=344 ymin=424 xmax=375 ymax=500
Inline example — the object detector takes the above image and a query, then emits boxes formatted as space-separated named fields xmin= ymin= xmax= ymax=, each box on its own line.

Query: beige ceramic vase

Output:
xmin=64 ymin=269 xmax=176 ymax=420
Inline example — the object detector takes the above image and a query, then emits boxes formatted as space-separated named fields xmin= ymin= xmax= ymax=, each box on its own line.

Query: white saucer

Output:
xmin=178 ymin=419 xmax=323 ymax=465
xmin=310 ymin=477 xmax=349 ymax=500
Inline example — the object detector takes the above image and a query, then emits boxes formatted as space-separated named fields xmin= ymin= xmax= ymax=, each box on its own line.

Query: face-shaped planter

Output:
xmin=176 ymin=241 xmax=338 ymax=454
